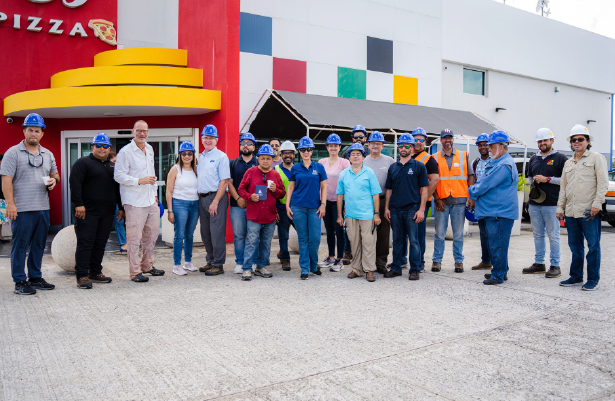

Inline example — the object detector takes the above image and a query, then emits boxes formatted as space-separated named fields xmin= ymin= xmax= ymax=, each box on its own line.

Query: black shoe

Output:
xmin=545 ymin=266 xmax=561 ymax=278
xmin=484 ymin=273 xmax=508 ymax=281
xmin=376 ymin=266 xmax=388 ymax=275
xmin=281 ymin=259 xmax=291 ymax=271
xmin=383 ymin=270 xmax=402 ymax=278
xmin=28 ymin=278 xmax=55 ymax=291
xmin=311 ymin=268 xmax=322 ymax=276
xmin=131 ymin=273 xmax=149 ymax=282
xmin=409 ymin=270 xmax=420 ymax=281
xmin=14 ymin=281 xmax=36 ymax=295
xmin=522 ymin=263 xmax=546 ymax=274
xmin=145 ymin=267 xmax=165 ymax=276
xmin=483 ymin=278 xmax=502 ymax=285
xmin=300 ymin=274 xmax=309 ymax=280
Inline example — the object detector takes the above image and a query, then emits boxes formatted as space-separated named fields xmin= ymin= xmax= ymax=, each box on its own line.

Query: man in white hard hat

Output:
xmin=556 ymin=125 xmax=608 ymax=291
xmin=523 ymin=128 xmax=568 ymax=279
xmin=274 ymin=141 xmax=297 ymax=270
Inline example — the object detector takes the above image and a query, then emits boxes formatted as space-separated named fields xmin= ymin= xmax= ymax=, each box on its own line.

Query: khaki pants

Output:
xmin=125 ymin=203 xmax=160 ymax=279
xmin=346 ymin=218 xmax=376 ymax=275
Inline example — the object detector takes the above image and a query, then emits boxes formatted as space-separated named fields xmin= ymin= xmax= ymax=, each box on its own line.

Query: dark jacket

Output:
xmin=70 ymin=153 xmax=122 ymax=215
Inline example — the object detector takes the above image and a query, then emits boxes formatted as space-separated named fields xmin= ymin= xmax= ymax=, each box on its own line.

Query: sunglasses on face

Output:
xmin=282 ymin=151 xmax=295 ymax=157
xmin=299 ymin=148 xmax=313 ymax=153
xmin=240 ymin=141 xmax=254 ymax=146
xmin=414 ymin=138 xmax=425 ymax=143
xmin=181 ymin=152 xmax=193 ymax=157
xmin=353 ymin=135 xmax=365 ymax=140
xmin=398 ymin=144 xmax=413 ymax=149
xmin=570 ymin=137 xmax=586 ymax=143
xmin=94 ymin=144 xmax=110 ymax=149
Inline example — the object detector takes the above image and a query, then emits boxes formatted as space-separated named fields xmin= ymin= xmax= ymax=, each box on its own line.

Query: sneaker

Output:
xmin=318 ymin=257 xmax=335 ymax=268
xmin=14 ymin=281 xmax=36 ymax=295
xmin=131 ymin=273 xmax=149 ymax=282
xmin=145 ymin=267 xmax=165 ymax=276
xmin=234 ymin=265 xmax=244 ymax=274
xmin=241 ymin=270 xmax=252 ymax=281
xmin=545 ymin=266 xmax=561 ymax=278
xmin=342 ymin=253 xmax=353 ymax=265
xmin=409 ymin=270 xmax=420 ymax=281
xmin=559 ymin=277 xmax=583 ymax=287
xmin=281 ymin=259 xmax=291 ymax=271
xmin=310 ymin=268 xmax=322 ymax=276
xmin=329 ymin=259 xmax=343 ymax=272
xmin=77 ymin=277 xmax=93 ymax=289
xmin=582 ymin=281 xmax=599 ymax=291
xmin=88 ymin=273 xmax=112 ymax=283
xmin=419 ymin=265 xmax=425 ymax=273
xmin=254 ymin=267 xmax=273 ymax=278
xmin=300 ymin=274 xmax=309 ymax=280
xmin=483 ymin=278 xmax=502 ymax=285
xmin=204 ymin=266 xmax=224 ymax=276
xmin=523 ymin=263 xmax=547 ymax=274
xmin=173 ymin=265 xmax=187 ymax=276
xmin=471 ymin=262 xmax=493 ymax=270
xmin=28 ymin=278 xmax=55 ymax=291
xmin=485 ymin=273 xmax=508 ymax=281
xmin=184 ymin=262 xmax=198 ymax=272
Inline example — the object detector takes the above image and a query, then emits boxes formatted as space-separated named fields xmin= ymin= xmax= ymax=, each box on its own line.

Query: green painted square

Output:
xmin=337 ymin=67 xmax=366 ymax=99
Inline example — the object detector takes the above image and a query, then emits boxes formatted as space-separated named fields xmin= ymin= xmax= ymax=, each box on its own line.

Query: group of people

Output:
xmin=2 ymin=113 xmax=608 ymax=294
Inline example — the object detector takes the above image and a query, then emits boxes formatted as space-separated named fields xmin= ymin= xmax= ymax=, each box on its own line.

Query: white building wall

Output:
xmin=117 ymin=0 xmax=179 ymax=49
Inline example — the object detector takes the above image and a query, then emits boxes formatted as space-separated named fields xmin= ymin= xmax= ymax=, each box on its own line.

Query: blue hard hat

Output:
xmin=351 ymin=125 xmax=367 ymax=137
xmin=397 ymin=133 xmax=415 ymax=145
xmin=239 ymin=132 xmax=256 ymax=144
xmin=201 ymin=124 xmax=218 ymax=138
xmin=23 ymin=113 xmax=46 ymax=129
xmin=465 ymin=206 xmax=478 ymax=223
xmin=475 ymin=134 xmax=489 ymax=145
xmin=325 ymin=133 xmax=342 ymax=145
xmin=91 ymin=133 xmax=111 ymax=146
xmin=159 ymin=202 xmax=165 ymax=218
xmin=367 ymin=131 xmax=385 ymax=143
xmin=297 ymin=136 xmax=315 ymax=150
xmin=488 ymin=130 xmax=510 ymax=145
xmin=412 ymin=127 xmax=427 ymax=138
xmin=257 ymin=144 xmax=275 ymax=157
xmin=347 ymin=142 xmax=366 ymax=157
xmin=179 ymin=141 xmax=195 ymax=153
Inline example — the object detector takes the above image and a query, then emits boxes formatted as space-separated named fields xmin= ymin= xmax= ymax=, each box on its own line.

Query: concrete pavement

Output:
xmin=0 ymin=221 xmax=613 ymax=401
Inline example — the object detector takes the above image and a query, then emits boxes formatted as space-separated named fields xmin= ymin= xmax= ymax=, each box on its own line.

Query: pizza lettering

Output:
xmin=88 ymin=19 xmax=117 ymax=46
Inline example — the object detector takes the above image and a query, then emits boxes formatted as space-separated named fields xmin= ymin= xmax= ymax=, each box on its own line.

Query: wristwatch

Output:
xmin=168 ymin=210 xmax=173 ymax=213
xmin=374 ymin=212 xmax=380 ymax=215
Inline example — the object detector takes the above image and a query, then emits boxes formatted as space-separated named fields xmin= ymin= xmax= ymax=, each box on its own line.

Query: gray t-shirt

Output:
xmin=0 ymin=141 xmax=57 ymax=212
xmin=364 ymin=154 xmax=395 ymax=194
xmin=438 ymin=150 xmax=474 ymax=206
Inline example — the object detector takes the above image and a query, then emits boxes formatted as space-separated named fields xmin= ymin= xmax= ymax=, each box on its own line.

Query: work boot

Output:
xmin=77 ymin=277 xmax=93 ymax=289
xmin=454 ymin=262 xmax=464 ymax=273
xmin=409 ymin=270 xmax=420 ymax=281
xmin=522 ymin=263 xmax=546 ymax=274
xmin=384 ymin=270 xmax=401 ymax=278
xmin=204 ymin=266 xmax=224 ymax=276
xmin=88 ymin=273 xmax=112 ymax=283
xmin=431 ymin=262 xmax=441 ymax=272
xmin=366 ymin=272 xmax=376 ymax=282
xmin=281 ymin=259 xmax=291 ymax=271
xmin=347 ymin=270 xmax=361 ymax=279
xmin=545 ymin=266 xmax=561 ymax=278
xmin=376 ymin=265 xmax=388 ymax=275
xmin=342 ymin=253 xmax=353 ymax=265
xmin=471 ymin=262 xmax=493 ymax=270
xmin=485 ymin=273 xmax=508 ymax=281
xmin=199 ymin=264 xmax=214 ymax=273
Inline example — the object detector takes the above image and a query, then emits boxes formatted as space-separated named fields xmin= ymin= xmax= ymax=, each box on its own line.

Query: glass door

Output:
xmin=148 ymin=139 xmax=177 ymax=209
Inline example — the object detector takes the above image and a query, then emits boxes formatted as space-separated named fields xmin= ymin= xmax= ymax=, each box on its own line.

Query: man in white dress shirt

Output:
xmin=114 ymin=120 xmax=165 ymax=282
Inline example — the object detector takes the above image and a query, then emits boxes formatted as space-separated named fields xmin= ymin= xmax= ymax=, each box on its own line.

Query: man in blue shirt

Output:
xmin=384 ymin=133 xmax=429 ymax=280
xmin=197 ymin=124 xmax=231 ymax=276
xmin=274 ymin=141 xmax=296 ymax=271
xmin=336 ymin=143 xmax=381 ymax=282
xmin=228 ymin=133 xmax=258 ymax=274
xmin=469 ymin=131 xmax=519 ymax=285
xmin=470 ymin=134 xmax=492 ymax=271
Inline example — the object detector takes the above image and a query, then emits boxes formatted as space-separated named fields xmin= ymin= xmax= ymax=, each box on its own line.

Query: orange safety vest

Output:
xmin=415 ymin=151 xmax=434 ymax=201
xmin=435 ymin=150 xmax=469 ymax=199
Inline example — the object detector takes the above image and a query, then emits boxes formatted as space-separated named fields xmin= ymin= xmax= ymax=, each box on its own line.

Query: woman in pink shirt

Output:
xmin=319 ymin=134 xmax=350 ymax=271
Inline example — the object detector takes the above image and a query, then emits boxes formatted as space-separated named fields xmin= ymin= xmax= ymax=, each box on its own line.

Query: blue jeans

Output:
xmin=416 ymin=205 xmax=430 ymax=267
xmin=323 ymin=201 xmax=344 ymax=259
xmin=433 ymin=203 xmax=466 ymax=263
xmin=11 ymin=210 xmax=49 ymax=283
xmin=565 ymin=216 xmax=601 ymax=284
xmin=114 ymin=205 xmax=126 ymax=246
xmin=529 ymin=204 xmax=560 ymax=266
xmin=277 ymin=207 xmax=293 ymax=259
xmin=477 ymin=218 xmax=491 ymax=264
xmin=172 ymin=199 xmax=199 ymax=266
xmin=243 ymin=221 xmax=276 ymax=270
xmin=230 ymin=206 xmax=260 ymax=266
xmin=484 ymin=217 xmax=514 ymax=283
xmin=390 ymin=207 xmax=421 ymax=273
xmin=291 ymin=205 xmax=321 ymax=275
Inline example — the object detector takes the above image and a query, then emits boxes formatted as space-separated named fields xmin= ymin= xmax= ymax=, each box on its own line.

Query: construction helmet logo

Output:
xmin=88 ymin=19 xmax=117 ymax=46
xmin=549 ymin=131 xmax=554 ymax=137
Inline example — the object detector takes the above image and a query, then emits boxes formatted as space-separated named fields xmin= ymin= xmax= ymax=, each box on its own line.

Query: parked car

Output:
xmin=602 ymin=170 xmax=615 ymax=226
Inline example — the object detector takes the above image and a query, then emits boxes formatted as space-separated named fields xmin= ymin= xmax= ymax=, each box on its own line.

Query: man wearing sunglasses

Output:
xmin=70 ymin=133 xmax=123 ymax=289
xmin=556 ymin=125 xmax=608 ymax=291
xmin=1 ymin=113 xmax=59 ymax=295
xmin=470 ymin=133 xmax=492 ymax=272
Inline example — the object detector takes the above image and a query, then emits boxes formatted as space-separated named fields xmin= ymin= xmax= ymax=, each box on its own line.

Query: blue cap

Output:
xmin=412 ymin=127 xmax=427 ymax=138
xmin=91 ymin=133 xmax=111 ymax=146
xmin=257 ymin=144 xmax=275 ymax=157
xmin=179 ymin=141 xmax=195 ymax=153
xmin=240 ymin=132 xmax=256 ymax=144
xmin=201 ymin=124 xmax=218 ymax=138
xmin=297 ymin=136 xmax=315 ymax=150
xmin=325 ymin=133 xmax=342 ymax=145
xmin=475 ymin=134 xmax=489 ymax=145
xmin=398 ymin=133 xmax=415 ymax=145
xmin=440 ymin=129 xmax=453 ymax=138
xmin=23 ymin=113 xmax=46 ymax=129
xmin=351 ymin=125 xmax=367 ymax=137
xmin=367 ymin=131 xmax=385 ymax=143
xmin=488 ymin=130 xmax=510 ymax=145
xmin=347 ymin=142 xmax=366 ymax=157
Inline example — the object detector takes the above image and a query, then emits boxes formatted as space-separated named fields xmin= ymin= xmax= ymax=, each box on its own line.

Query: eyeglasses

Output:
xmin=240 ymin=141 xmax=254 ymax=146
xmin=202 ymin=137 xmax=215 ymax=142
xmin=398 ymin=144 xmax=413 ymax=149
xmin=353 ymin=135 xmax=365 ymax=140
xmin=415 ymin=138 xmax=425 ymax=143
xmin=28 ymin=153 xmax=43 ymax=168
xmin=281 ymin=151 xmax=295 ymax=156
xmin=299 ymin=148 xmax=313 ymax=153
xmin=270 ymin=143 xmax=280 ymax=148
xmin=135 ymin=129 xmax=149 ymax=134
xmin=570 ymin=137 xmax=586 ymax=143
xmin=94 ymin=144 xmax=110 ymax=149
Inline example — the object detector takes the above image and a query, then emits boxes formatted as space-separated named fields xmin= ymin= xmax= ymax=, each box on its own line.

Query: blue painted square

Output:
xmin=367 ymin=36 xmax=393 ymax=74
xmin=240 ymin=13 xmax=272 ymax=56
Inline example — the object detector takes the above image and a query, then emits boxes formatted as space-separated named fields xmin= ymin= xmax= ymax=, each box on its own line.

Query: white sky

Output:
xmin=492 ymin=0 xmax=615 ymax=39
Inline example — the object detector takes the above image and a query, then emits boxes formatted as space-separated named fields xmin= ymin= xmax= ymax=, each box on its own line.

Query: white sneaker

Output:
xmin=173 ymin=265 xmax=187 ymax=276
xmin=234 ymin=265 xmax=244 ymax=274
xmin=184 ymin=262 xmax=197 ymax=272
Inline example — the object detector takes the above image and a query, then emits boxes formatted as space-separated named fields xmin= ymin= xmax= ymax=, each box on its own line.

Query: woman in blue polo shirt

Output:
xmin=286 ymin=136 xmax=328 ymax=280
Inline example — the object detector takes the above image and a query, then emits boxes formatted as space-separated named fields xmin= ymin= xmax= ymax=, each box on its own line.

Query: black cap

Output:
xmin=440 ymin=129 xmax=453 ymax=138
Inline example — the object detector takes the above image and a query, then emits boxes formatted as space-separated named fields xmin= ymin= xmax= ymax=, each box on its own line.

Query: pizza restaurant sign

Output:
xmin=0 ymin=0 xmax=117 ymax=46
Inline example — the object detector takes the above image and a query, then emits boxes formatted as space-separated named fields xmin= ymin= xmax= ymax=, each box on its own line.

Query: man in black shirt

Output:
xmin=523 ymin=128 xmax=568 ymax=278
xmin=70 ymin=133 xmax=123 ymax=289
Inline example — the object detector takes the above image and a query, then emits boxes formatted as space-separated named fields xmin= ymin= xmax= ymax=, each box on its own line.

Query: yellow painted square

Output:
xmin=394 ymin=75 xmax=418 ymax=105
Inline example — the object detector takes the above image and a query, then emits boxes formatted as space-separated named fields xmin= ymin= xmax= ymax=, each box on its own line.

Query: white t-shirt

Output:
xmin=172 ymin=165 xmax=198 ymax=201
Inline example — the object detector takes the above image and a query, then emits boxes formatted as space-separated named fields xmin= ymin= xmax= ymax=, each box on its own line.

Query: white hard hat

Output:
xmin=279 ymin=140 xmax=297 ymax=152
xmin=535 ymin=128 xmax=555 ymax=142
xmin=567 ymin=124 xmax=593 ymax=141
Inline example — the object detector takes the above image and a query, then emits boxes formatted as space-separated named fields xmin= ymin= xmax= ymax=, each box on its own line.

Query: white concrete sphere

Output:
xmin=51 ymin=225 xmax=77 ymax=273
xmin=288 ymin=227 xmax=299 ymax=253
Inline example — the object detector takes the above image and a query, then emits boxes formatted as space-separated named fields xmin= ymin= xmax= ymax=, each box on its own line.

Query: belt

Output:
xmin=198 ymin=191 xmax=217 ymax=198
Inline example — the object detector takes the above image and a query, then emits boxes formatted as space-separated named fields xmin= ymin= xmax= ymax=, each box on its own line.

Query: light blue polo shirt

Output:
xmin=197 ymin=147 xmax=231 ymax=193
xmin=288 ymin=161 xmax=327 ymax=209
xmin=336 ymin=165 xmax=381 ymax=220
